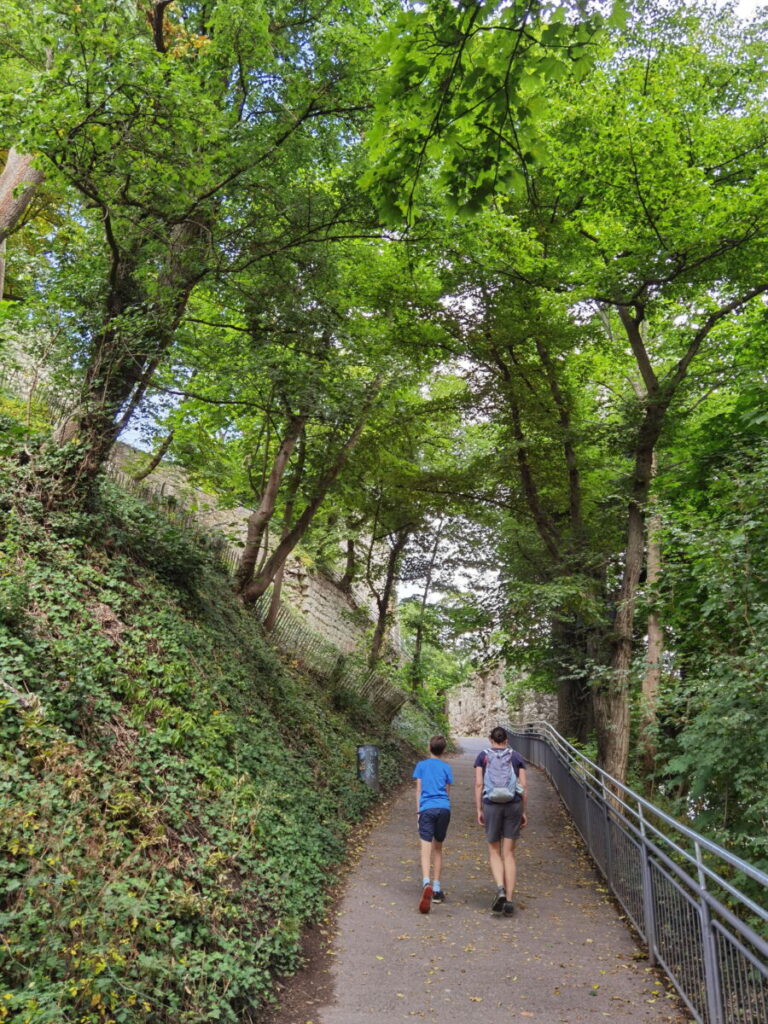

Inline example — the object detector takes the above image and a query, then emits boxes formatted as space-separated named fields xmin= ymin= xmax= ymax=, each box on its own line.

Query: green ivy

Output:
xmin=0 ymin=456 xmax=415 ymax=1024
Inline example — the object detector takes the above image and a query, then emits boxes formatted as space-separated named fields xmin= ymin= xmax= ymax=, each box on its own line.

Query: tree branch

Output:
xmin=618 ymin=304 xmax=658 ymax=394
xmin=152 ymin=1 xmax=174 ymax=53
xmin=0 ymin=669 xmax=41 ymax=713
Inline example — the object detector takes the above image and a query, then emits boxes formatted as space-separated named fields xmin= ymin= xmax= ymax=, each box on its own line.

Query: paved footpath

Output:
xmin=271 ymin=738 xmax=692 ymax=1024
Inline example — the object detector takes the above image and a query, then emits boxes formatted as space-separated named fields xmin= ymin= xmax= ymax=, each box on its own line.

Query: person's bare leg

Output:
xmin=487 ymin=840 xmax=505 ymax=888
xmin=501 ymin=838 xmax=517 ymax=899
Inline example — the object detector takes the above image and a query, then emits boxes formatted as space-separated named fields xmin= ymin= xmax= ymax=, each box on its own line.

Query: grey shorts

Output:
xmin=483 ymin=799 xmax=523 ymax=843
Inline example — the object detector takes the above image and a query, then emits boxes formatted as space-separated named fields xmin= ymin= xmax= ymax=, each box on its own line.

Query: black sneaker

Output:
xmin=503 ymin=900 xmax=515 ymax=916
xmin=419 ymin=884 xmax=433 ymax=914
xmin=432 ymin=889 xmax=445 ymax=903
xmin=491 ymin=891 xmax=506 ymax=914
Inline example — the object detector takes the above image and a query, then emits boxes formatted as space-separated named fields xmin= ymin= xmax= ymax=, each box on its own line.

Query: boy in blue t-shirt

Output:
xmin=412 ymin=735 xmax=453 ymax=914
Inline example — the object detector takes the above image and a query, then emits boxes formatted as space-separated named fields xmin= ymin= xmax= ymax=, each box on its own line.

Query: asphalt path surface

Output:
xmin=268 ymin=737 xmax=692 ymax=1024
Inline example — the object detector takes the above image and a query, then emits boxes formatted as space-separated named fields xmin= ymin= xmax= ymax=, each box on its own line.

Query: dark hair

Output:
xmin=489 ymin=726 xmax=508 ymax=745
xmin=429 ymin=734 xmax=447 ymax=755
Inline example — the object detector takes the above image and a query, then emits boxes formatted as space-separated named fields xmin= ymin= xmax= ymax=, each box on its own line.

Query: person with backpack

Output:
xmin=413 ymin=734 xmax=454 ymax=914
xmin=474 ymin=725 xmax=528 ymax=916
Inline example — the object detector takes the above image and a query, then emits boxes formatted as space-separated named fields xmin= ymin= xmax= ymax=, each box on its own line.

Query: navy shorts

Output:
xmin=418 ymin=807 xmax=451 ymax=843
xmin=483 ymin=799 xmax=522 ymax=843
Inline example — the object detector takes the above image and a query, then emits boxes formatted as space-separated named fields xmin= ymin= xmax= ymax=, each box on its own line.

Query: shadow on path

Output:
xmin=267 ymin=738 xmax=692 ymax=1024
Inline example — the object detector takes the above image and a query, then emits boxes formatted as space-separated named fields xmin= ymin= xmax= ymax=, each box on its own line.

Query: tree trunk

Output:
xmin=369 ymin=526 xmax=410 ymax=668
xmin=593 ymin=306 xmax=669 ymax=782
xmin=552 ymin=602 xmax=602 ymax=741
xmin=557 ymin=676 xmax=593 ymax=741
xmin=234 ymin=413 xmax=307 ymax=594
xmin=263 ymin=442 xmax=305 ymax=632
xmin=263 ymin=559 xmax=287 ymax=632
xmin=553 ymin=616 xmax=597 ymax=742
xmin=339 ymin=531 xmax=356 ymax=593
xmin=591 ymin=288 xmax=768 ymax=781
xmin=594 ymin=422 xmax=659 ymax=782
xmin=0 ymin=148 xmax=44 ymax=300
xmin=640 ymin=454 xmax=663 ymax=772
xmin=51 ymin=218 xmax=210 ymax=496
xmin=410 ymin=520 xmax=444 ymax=689
xmin=241 ymin=383 xmax=381 ymax=604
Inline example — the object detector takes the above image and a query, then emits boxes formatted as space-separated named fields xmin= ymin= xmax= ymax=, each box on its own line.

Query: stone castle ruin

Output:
xmin=447 ymin=661 xmax=557 ymax=736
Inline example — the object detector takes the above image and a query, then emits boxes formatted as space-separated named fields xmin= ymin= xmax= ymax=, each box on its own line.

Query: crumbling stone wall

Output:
xmin=447 ymin=663 xmax=508 ymax=736
xmin=108 ymin=443 xmax=387 ymax=658
xmin=511 ymin=688 xmax=559 ymax=729
xmin=281 ymin=563 xmax=370 ymax=655
xmin=447 ymin=660 xmax=558 ymax=736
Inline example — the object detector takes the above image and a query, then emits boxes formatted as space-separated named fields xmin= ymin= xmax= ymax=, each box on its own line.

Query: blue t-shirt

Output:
xmin=413 ymin=758 xmax=454 ymax=811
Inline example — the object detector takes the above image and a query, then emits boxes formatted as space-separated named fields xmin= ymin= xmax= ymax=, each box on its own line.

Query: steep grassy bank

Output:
xmin=0 ymin=453 xmax=421 ymax=1024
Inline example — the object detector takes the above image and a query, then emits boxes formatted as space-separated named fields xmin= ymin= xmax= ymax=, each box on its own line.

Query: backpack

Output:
xmin=482 ymin=748 xmax=522 ymax=803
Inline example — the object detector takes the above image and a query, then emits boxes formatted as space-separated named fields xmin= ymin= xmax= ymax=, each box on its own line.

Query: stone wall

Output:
xmin=108 ymin=443 xmax=387 ymax=659
xmin=447 ymin=662 xmax=508 ymax=736
xmin=510 ymin=687 xmax=559 ymax=729
xmin=281 ymin=562 xmax=368 ymax=655
xmin=447 ymin=660 xmax=558 ymax=737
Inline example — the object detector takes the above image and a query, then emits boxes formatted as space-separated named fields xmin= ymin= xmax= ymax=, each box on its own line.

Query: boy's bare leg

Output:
xmin=431 ymin=840 xmax=443 ymax=886
xmin=420 ymin=839 xmax=433 ymax=883
xmin=418 ymin=839 xmax=434 ymax=913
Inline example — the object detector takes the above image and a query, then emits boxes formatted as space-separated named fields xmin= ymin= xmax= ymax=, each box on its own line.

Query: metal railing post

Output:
xmin=601 ymin=774 xmax=614 ymax=887
xmin=638 ymin=804 xmax=657 ymax=965
xmin=696 ymin=842 xmax=724 ymax=1024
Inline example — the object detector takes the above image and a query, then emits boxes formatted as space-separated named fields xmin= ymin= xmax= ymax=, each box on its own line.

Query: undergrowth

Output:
xmin=0 ymin=457 xmax=419 ymax=1024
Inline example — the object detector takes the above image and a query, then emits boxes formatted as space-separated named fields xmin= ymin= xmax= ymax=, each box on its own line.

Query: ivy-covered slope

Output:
xmin=0 ymin=473 xmax=416 ymax=1024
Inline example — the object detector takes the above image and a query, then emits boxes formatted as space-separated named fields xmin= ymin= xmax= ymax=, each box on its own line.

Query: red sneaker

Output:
xmin=418 ymin=884 xmax=433 ymax=914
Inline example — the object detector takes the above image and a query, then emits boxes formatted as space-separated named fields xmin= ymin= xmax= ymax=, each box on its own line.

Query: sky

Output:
xmin=735 ymin=0 xmax=763 ymax=13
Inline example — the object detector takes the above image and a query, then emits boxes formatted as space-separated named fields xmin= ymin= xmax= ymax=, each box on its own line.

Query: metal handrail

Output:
xmin=508 ymin=720 xmax=768 ymax=1024
xmin=521 ymin=721 xmax=768 ymax=892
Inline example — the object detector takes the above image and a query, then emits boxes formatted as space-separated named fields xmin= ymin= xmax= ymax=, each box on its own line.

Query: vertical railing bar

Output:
xmin=696 ymin=841 xmax=724 ymax=1024
xmin=602 ymin=774 xmax=614 ymax=890
xmin=638 ymin=804 xmax=657 ymax=965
